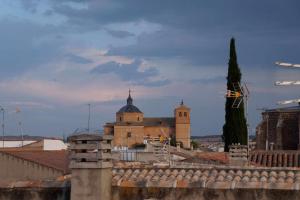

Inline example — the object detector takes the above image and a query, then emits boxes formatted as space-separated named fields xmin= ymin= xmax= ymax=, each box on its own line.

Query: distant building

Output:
xmin=0 ymin=136 xmax=67 ymax=150
xmin=256 ymin=106 xmax=300 ymax=150
xmin=22 ymin=139 xmax=67 ymax=150
xmin=104 ymin=92 xmax=191 ymax=148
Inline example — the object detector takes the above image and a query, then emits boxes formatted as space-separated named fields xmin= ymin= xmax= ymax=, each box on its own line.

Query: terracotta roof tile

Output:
xmin=250 ymin=150 xmax=300 ymax=168
xmin=112 ymin=167 xmax=300 ymax=189
xmin=0 ymin=150 xmax=69 ymax=173
xmin=182 ymin=152 xmax=229 ymax=164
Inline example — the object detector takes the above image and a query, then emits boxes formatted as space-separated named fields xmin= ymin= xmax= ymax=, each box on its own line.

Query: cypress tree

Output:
xmin=223 ymin=38 xmax=248 ymax=152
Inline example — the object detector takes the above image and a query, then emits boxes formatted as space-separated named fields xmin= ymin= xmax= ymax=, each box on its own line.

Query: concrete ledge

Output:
xmin=70 ymin=161 xmax=112 ymax=169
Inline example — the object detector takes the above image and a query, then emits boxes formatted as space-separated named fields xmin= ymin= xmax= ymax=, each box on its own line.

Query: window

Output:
xmin=119 ymin=116 xmax=122 ymax=121
xmin=137 ymin=117 xmax=140 ymax=121
xmin=184 ymin=112 xmax=187 ymax=117
xmin=127 ymin=132 xmax=132 ymax=138
xmin=179 ymin=112 xmax=182 ymax=117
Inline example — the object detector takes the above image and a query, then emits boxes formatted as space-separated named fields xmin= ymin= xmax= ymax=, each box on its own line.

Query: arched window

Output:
xmin=184 ymin=112 xmax=187 ymax=117
xmin=137 ymin=117 xmax=140 ymax=121
xmin=119 ymin=116 xmax=122 ymax=121
xmin=179 ymin=112 xmax=182 ymax=117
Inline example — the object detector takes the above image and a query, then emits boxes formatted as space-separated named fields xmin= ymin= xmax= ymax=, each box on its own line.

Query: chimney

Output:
xmin=68 ymin=133 xmax=113 ymax=200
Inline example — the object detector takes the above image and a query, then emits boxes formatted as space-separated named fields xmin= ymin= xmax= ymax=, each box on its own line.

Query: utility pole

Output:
xmin=16 ymin=108 xmax=24 ymax=147
xmin=0 ymin=107 xmax=4 ymax=148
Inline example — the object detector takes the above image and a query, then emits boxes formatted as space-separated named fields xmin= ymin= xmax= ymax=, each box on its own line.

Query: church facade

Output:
xmin=104 ymin=92 xmax=191 ymax=149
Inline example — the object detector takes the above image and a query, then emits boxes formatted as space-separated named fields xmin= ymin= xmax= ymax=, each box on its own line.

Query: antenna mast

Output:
xmin=87 ymin=103 xmax=91 ymax=133
xmin=0 ymin=107 xmax=4 ymax=148
xmin=226 ymin=82 xmax=250 ymax=160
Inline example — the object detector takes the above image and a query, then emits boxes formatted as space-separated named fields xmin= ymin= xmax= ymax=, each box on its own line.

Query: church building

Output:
xmin=104 ymin=92 xmax=191 ymax=149
xmin=256 ymin=106 xmax=300 ymax=150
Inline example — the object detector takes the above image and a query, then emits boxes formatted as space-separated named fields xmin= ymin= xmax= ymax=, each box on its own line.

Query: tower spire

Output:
xmin=181 ymin=99 xmax=184 ymax=105
xmin=127 ymin=89 xmax=133 ymax=105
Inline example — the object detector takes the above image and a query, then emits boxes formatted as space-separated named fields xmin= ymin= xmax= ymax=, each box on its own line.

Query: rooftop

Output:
xmin=0 ymin=150 xmax=69 ymax=173
xmin=112 ymin=166 xmax=300 ymax=189
xmin=265 ymin=105 xmax=300 ymax=113
xmin=0 ymin=135 xmax=61 ymax=141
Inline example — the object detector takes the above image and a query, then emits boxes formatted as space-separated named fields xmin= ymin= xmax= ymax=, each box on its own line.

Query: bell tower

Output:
xmin=174 ymin=100 xmax=191 ymax=148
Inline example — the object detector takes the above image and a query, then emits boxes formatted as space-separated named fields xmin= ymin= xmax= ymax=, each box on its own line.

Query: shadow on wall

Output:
xmin=0 ymin=187 xmax=70 ymax=200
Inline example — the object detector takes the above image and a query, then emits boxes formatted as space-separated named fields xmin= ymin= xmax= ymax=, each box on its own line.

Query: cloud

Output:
xmin=5 ymin=101 xmax=54 ymax=110
xmin=64 ymin=53 xmax=93 ymax=64
xmin=106 ymin=29 xmax=134 ymax=38
xmin=44 ymin=0 xmax=300 ymax=67
xmin=91 ymin=59 xmax=170 ymax=87
xmin=0 ymin=19 xmax=65 ymax=77
xmin=190 ymin=76 xmax=226 ymax=85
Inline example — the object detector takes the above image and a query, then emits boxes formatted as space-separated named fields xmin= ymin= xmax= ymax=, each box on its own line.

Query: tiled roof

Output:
xmin=175 ymin=152 xmax=229 ymax=165
xmin=0 ymin=150 xmax=70 ymax=173
xmin=112 ymin=166 xmax=300 ymax=189
xmin=106 ymin=117 xmax=175 ymax=127
xmin=143 ymin=117 xmax=175 ymax=127
xmin=250 ymin=150 xmax=300 ymax=168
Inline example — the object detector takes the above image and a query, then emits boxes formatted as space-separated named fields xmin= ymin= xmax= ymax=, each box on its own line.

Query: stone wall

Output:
xmin=3 ymin=184 xmax=300 ymax=200
xmin=144 ymin=126 xmax=174 ymax=139
xmin=256 ymin=110 xmax=300 ymax=150
xmin=0 ymin=179 xmax=70 ymax=200
xmin=116 ymin=112 xmax=144 ymax=123
xmin=112 ymin=187 xmax=300 ymax=200
xmin=0 ymin=188 xmax=70 ymax=200
xmin=113 ymin=125 xmax=144 ymax=147
xmin=0 ymin=152 xmax=64 ymax=182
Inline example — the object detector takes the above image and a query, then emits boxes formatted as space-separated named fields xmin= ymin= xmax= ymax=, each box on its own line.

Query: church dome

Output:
xmin=117 ymin=91 xmax=142 ymax=114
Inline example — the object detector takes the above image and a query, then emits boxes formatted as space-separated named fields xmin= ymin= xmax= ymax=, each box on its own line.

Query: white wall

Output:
xmin=43 ymin=139 xmax=67 ymax=150
xmin=0 ymin=140 xmax=36 ymax=148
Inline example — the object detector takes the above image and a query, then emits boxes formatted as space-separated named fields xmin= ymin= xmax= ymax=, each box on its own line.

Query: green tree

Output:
xmin=222 ymin=38 xmax=248 ymax=152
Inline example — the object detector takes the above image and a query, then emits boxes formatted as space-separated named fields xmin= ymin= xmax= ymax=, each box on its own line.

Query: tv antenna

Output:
xmin=275 ymin=62 xmax=300 ymax=105
xmin=226 ymin=82 xmax=249 ymax=109
xmin=226 ymin=82 xmax=250 ymax=160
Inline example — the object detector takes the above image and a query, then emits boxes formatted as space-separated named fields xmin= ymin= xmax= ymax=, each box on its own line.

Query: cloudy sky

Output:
xmin=0 ymin=0 xmax=300 ymax=137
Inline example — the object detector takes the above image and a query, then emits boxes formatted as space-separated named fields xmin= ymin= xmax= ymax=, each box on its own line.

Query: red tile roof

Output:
xmin=183 ymin=152 xmax=229 ymax=164
xmin=0 ymin=150 xmax=70 ymax=173
xmin=250 ymin=150 xmax=300 ymax=168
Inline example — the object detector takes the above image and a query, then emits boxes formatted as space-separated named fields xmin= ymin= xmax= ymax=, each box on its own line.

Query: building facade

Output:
xmin=256 ymin=106 xmax=300 ymax=150
xmin=104 ymin=92 xmax=191 ymax=148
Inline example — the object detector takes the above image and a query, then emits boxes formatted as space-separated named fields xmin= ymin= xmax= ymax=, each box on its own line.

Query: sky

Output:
xmin=0 ymin=0 xmax=300 ymax=137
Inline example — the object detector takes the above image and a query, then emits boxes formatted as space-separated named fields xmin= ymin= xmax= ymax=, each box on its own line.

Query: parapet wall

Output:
xmin=0 ymin=179 xmax=70 ymax=200
xmin=112 ymin=187 xmax=300 ymax=200
xmin=112 ymin=166 xmax=300 ymax=200
xmin=0 ymin=188 xmax=70 ymax=200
